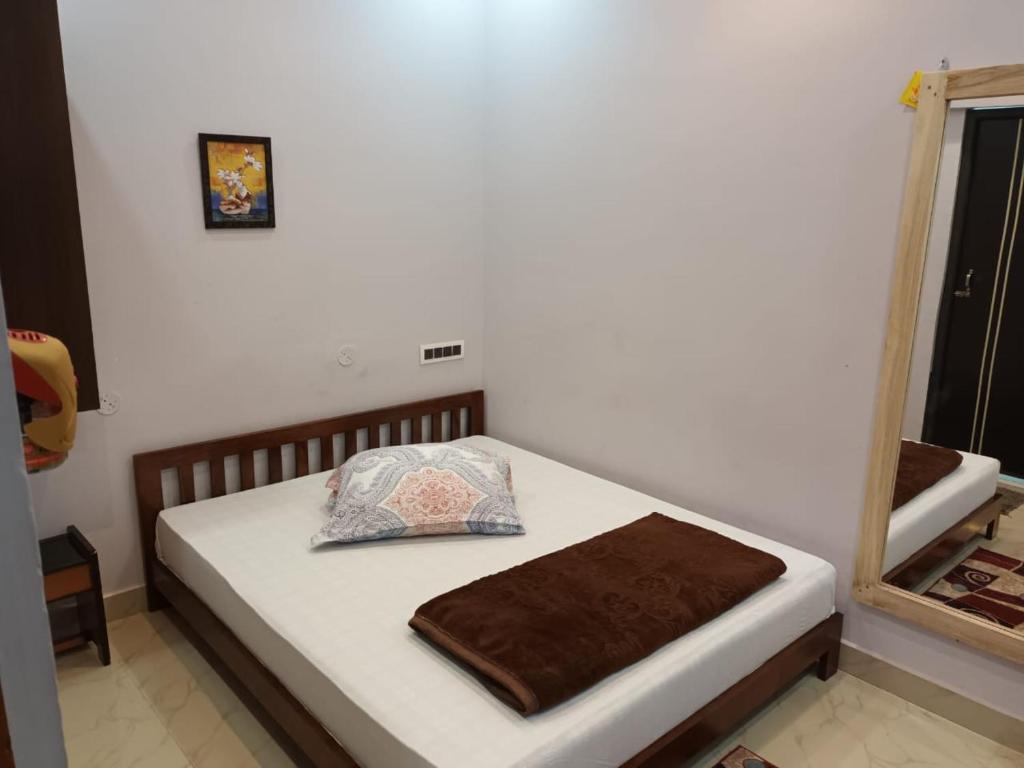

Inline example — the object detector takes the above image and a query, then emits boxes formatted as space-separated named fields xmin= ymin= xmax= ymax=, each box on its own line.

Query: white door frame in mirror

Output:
xmin=854 ymin=63 xmax=1024 ymax=665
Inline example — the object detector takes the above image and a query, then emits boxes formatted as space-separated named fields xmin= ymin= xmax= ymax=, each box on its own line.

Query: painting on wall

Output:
xmin=198 ymin=133 xmax=275 ymax=229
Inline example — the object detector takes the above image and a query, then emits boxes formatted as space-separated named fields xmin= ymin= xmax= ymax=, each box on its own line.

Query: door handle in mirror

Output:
xmin=953 ymin=268 xmax=974 ymax=298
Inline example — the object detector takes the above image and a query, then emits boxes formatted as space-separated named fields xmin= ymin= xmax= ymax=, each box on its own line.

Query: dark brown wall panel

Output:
xmin=1 ymin=0 xmax=99 ymax=410
xmin=0 ymin=686 xmax=12 ymax=768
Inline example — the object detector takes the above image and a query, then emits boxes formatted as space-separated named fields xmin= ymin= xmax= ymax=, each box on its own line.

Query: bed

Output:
xmin=134 ymin=391 xmax=841 ymax=768
xmin=883 ymin=446 xmax=1002 ymax=589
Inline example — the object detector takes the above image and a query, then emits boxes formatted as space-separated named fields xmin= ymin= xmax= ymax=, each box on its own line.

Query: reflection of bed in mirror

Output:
xmin=883 ymin=441 xmax=1002 ymax=590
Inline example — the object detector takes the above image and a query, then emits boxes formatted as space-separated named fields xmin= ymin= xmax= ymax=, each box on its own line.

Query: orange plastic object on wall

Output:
xmin=8 ymin=330 xmax=77 ymax=472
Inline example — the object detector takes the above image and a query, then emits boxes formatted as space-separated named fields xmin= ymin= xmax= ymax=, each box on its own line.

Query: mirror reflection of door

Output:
xmin=885 ymin=104 xmax=1024 ymax=636
xmin=924 ymin=107 xmax=1024 ymax=478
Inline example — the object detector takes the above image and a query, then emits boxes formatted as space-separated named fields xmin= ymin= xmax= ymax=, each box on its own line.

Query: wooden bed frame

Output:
xmin=883 ymin=493 xmax=1004 ymax=590
xmin=134 ymin=390 xmax=842 ymax=768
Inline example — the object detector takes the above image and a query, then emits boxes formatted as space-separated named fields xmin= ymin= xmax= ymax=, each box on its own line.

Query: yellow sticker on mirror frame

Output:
xmin=900 ymin=71 xmax=923 ymax=109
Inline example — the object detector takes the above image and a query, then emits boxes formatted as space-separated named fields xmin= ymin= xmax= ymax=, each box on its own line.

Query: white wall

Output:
xmin=482 ymin=0 xmax=1024 ymax=717
xmin=35 ymin=0 xmax=487 ymax=592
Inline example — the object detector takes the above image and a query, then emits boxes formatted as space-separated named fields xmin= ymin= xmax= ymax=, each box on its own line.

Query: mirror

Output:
xmin=856 ymin=65 xmax=1024 ymax=664
xmin=887 ymin=100 xmax=1024 ymax=615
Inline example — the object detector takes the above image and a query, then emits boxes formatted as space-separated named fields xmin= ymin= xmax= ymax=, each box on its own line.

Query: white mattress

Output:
xmin=884 ymin=447 xmax=1000 ymax=574
xmin=156 ymin=436 xmax=836 ymax=768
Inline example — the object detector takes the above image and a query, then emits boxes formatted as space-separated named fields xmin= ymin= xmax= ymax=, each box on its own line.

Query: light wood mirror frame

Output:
xmin=854 ymin=63 xmax=1024 ymax=665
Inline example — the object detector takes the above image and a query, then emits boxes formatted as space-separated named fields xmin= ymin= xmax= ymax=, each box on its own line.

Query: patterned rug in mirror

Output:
xmin=924 ymin=547 xmax=1024 ymax=630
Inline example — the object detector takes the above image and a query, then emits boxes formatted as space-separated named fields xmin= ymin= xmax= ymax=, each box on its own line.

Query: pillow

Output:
xmin=312 ymin=444 xmax=522 ymax=546
xmin=324 ymin=444 xmax=513 ymax=499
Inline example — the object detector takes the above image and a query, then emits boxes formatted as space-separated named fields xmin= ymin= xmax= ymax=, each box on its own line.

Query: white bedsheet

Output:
xmin=156 ymin=436 xmax=836 ymax=768
xmin=884 ymin=448 xmax=1000 ymax=574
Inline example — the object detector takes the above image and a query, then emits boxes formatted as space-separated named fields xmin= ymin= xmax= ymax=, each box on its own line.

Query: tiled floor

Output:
xmin=57 ymin=611 xmax=1024 ymax=768
xmin=57 ymin=611 xmax=292 ymax=768
xmin=691 ymin=673 xmax=1024 ymax=768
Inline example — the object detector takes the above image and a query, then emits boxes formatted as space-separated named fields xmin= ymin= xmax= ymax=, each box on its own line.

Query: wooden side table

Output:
xmin=39 ymin=525 xmax=110 ymax=665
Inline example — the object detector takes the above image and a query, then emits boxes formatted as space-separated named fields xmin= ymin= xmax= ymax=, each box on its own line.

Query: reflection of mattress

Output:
xmin=156 ymin=435 xmax=836 ymax=768
xmin=884 ymin=449 xmax=1000 ymax=574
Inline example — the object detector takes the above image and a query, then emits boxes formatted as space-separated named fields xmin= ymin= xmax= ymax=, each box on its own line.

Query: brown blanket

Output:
xmin=892 ymin=440 xmax=963 ymax=510
xmin=409 ymin=512 xmax=786 ymax=714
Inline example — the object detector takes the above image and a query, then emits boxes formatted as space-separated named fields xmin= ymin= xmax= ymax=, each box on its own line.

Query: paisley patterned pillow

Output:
xmin=324 ymin=444 xmax=513 ymax=500
xmin=312 ymin=444 xmax=523 ymax=546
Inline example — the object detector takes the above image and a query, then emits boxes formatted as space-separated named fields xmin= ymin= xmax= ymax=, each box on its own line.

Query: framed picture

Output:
xmin=198 ymin=133 xmax=275 ymax=228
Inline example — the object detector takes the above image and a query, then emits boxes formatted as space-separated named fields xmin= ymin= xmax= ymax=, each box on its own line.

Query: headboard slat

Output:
xmin=470 ymin=402 xmax=484 ymax=436
xmin=178 ymin=465 xmax=195 ymax=504
xmin=135 ymin=391 xmax=485 ymax=610
xmin=240 ymin=453 xmax=255 ymax=491
xmin=320 ymin=437 xmax=334 ymax=471
xmin=269 ymin=445 xmax=283 ymax=484
xmin=210 ymin=457 xmax=226 ymax=498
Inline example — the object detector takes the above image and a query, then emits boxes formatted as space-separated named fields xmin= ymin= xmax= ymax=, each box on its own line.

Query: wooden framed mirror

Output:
xmin=855 ymin=63 xmax=1024 ymax=665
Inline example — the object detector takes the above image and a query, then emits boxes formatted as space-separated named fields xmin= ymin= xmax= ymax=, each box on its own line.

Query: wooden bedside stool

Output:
xmin=39 ymin=525 xmax=110 ymax=665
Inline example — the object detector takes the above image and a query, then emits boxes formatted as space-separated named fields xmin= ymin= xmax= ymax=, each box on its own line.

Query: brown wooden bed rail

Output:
xmin=133 ymin=390 xmax=484 ymax=611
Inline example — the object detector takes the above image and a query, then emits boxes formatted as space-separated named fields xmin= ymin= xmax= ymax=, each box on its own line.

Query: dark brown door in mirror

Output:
xmin=924 ymin=107 xmax=1024 ymax=478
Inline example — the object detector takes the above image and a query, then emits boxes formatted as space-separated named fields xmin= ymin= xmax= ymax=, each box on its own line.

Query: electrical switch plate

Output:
xmin=420 ymin=340 xmax=465 ymax=365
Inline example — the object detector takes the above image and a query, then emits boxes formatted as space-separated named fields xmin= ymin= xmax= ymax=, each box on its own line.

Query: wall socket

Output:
xmin=420 ymin=340 xmax=465 ymax=365
xmin=98 ymin=391 xmax=121 ymax=415
xmin=337 ymin=344 xmax=356 ymax=367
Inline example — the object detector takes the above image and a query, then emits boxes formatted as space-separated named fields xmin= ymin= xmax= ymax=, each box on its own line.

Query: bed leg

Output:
xmin=146 ymin=583 xmax=167 ymax=612
xmin=985 ymin=515 xmax=1001 ymax=540
xmin=816 ymin=641 xmax=840 ymax=681
xmin=815 ymin=613 xmax=842 ymax=681
xmin=816 ymin=644 xmax=839 ymax=680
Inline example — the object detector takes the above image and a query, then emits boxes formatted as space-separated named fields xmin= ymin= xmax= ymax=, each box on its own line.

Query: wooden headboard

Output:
xmin=133 ymin=390 xmax=484 ymax=609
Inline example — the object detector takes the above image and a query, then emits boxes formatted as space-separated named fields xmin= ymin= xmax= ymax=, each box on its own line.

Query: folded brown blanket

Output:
xmin=892 ymin=440 xmax=963 ymax=510
xmin=409 ymin=512 xmax=786 ymax=714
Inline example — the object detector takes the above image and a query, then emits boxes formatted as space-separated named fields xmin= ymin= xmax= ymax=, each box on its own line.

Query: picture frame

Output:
xmin=198 ymin=133 xmax=275 ymax=229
